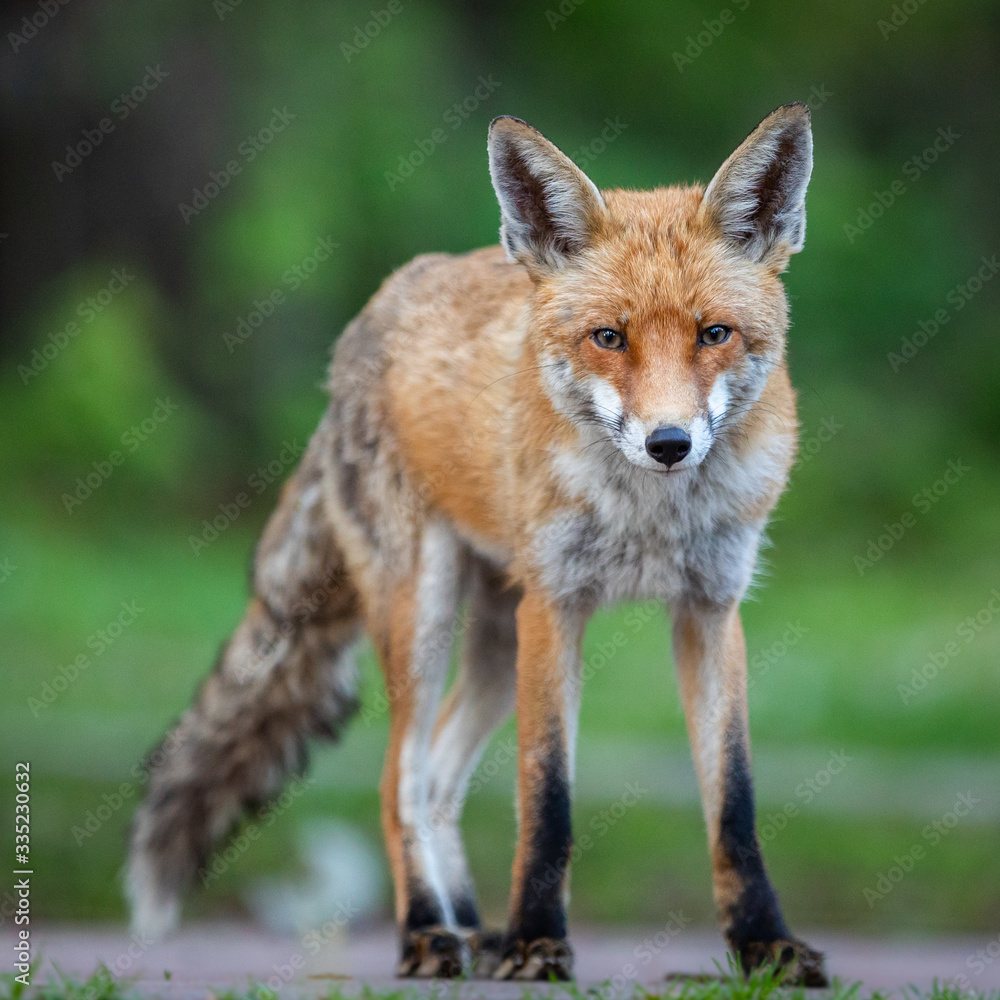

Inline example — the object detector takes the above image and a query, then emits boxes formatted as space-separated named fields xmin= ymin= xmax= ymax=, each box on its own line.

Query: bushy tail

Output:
xmin=127 ymin=438 xmax=362 ymax=938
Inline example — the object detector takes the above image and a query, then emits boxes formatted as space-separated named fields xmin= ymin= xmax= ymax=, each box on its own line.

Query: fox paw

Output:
xmin=396 ymin=927 xmax=468 ymax=978
xmin=469 ymin=929 xmax=505 ymax=978
xmin=738 ymin=938 xmax=828 ymax=987
xmin=493 ymin=937 xmax=573 ymax=981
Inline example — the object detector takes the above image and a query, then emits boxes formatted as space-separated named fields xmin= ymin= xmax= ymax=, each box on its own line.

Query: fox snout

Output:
xmin=611 ymin=398 xmax=720 ymax=474
xmin=645 ymin=426 xmax=692 ymax=467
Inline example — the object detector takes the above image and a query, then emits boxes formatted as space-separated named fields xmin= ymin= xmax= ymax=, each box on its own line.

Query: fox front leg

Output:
xmin=494 ymin=588 xmax=585 ymax=981
xmin=671 ymin=600 xmax=827 ymax=987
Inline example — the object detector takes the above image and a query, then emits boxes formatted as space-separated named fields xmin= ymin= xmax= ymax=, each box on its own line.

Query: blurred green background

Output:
xmin=1 ymin=0 xmax=998 ymax=939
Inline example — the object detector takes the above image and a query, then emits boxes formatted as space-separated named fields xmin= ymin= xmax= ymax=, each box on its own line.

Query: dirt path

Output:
xmin=4 ymin=923 xmax=998 ymax=996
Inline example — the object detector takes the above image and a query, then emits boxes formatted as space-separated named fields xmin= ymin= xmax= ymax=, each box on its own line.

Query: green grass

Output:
xmin=0 ymin=964 xmax=132 ymax=1000
xmin=4 ymin=960 xmax=1000 ymax=1000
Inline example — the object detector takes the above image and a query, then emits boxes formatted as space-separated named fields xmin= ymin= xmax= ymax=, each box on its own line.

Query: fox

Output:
xmin=128 ymin=103 xmax=827 ymax=985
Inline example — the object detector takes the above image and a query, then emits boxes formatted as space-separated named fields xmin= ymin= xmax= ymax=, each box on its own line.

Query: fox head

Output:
xmin=487 ymin=105 xmax=812 ymax=475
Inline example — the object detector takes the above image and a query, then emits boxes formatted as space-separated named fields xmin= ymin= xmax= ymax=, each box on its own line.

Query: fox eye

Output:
xmin=592 ymin=328 xmax=626 ymax=351
xmin=698 ymin=324 xmax=732 ymax=347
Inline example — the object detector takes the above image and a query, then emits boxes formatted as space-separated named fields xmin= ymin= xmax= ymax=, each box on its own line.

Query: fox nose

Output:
xmin=645 ymin=426 xmax=692 ymax=467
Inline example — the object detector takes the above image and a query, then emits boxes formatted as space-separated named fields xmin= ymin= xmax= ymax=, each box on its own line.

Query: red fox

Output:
xmin=128 ymin=104 xmax=826 ymax=985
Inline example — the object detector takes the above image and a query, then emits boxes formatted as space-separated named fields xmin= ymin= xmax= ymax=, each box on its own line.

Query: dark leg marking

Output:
xmin=403 ymin=879 xmax=445 ymax=932
xmin=717 ymin=721 xmax=827 ymax=987
xmin=497 ymin=733 xmax=574 ymax=981
xmin=451 ymin=892 xmax=480 ymax=930
xmin=510 ymin=742 xmax=571 ymax=943
xmin=717 ymin=723 xmax=790 ymax=948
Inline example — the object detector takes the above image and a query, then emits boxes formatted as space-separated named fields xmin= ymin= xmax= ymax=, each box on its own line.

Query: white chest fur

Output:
xmin=532 ymin=438 xmax=778 ymax=607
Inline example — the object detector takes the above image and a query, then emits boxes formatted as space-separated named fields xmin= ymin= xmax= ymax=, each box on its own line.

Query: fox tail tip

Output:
xmin=125 ymin=849 xmax=181 ymax=942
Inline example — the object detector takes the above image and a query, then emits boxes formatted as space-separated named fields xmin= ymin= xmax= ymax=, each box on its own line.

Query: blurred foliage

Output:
xmin=2 ymin=0 xmax=999 ymax=512
xmin=0 ymin=0 xmax=998 ymax=932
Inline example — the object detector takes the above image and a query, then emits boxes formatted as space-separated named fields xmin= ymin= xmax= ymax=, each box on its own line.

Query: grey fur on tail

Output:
xmin=127 ymin=433 xmax=362 ymax=938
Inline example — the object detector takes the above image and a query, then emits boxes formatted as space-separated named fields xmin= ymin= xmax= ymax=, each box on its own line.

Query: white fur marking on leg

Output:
xmin=398 ymin=521 xmax=461 ymax=929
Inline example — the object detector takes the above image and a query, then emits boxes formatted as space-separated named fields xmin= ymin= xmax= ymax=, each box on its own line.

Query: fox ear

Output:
xmin=488 ymin=116 xmax=606 ymax=273
xmin=699 ymin=103 xmax=813 ymax=267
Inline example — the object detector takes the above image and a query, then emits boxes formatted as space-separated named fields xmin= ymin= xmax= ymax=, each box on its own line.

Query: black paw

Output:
xmin=396 ymin=927 xmax=468 ymax=978
xmin=493 ymin=937 xmax=574 ymax=981
xmin=738 ymin=938 xmax=828 ymax=987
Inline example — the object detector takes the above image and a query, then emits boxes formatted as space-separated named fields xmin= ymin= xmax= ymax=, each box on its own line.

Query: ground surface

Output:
xmin=4 ymin=923 xmax=1000 ymax=998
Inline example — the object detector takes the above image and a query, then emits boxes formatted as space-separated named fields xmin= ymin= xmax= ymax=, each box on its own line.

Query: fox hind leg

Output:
xmin=424 ymin=557 xmax=519 ymax=975
xmin=376 ymin=521 xmax=473 ymax=978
